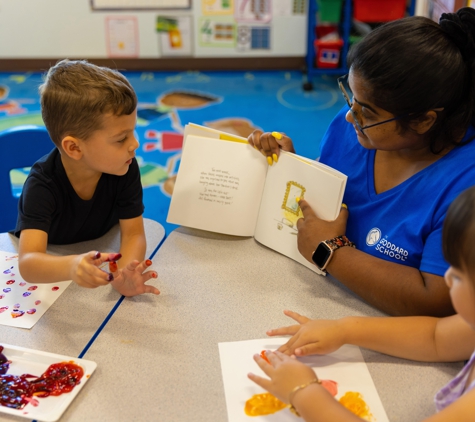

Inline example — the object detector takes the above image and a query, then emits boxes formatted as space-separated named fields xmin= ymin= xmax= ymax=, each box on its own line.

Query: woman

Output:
xmin=248 ymin=8 xmax=475 ymax=316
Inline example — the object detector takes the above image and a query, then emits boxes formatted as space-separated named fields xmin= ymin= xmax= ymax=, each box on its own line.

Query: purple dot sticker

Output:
xmin=0 ymin=306 xmax=8 ymax=313
xmin=22 ymin=292 xmax=31 ymax=297
xmin=6 ymin=280 xmax=14 ymax=285
xmin=14 ymin=303 xmax=20 ymax=308
xmin=3 ymin=288 xmax=11 ymax=293
xmin=34 ymin=300 xmax=41 ymax=305
xmin=27 ymin=309 xmax=36 ymax=315
xmin=52 ymin=286 xmax=59 ymax=291
xmin=19 ymin=282 xmax=26 ymax=287
xmin=11 ymin=309 xmax=24 ymax=318
xmin=27 ymin=286 xmax=38 ymax=291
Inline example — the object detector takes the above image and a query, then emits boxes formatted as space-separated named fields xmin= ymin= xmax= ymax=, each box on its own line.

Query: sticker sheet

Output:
xmin=0 ymin=252 xmax=71 ymax=329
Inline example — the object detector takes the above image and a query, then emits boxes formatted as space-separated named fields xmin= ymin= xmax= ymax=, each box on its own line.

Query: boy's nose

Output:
xmin=129 ymin=136 xmax=139 ymax=151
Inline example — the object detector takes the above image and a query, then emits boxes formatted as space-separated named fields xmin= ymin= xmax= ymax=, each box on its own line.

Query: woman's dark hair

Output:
xmin=443 ymin=186 xmax=475 ymax=282
xmin=347 ymin=7 xmax=475 ymax=154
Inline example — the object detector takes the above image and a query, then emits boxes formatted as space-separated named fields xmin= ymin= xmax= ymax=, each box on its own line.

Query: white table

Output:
xmin=56 ymin=227 xmax=463 ymax=422
xmin=0 ymin=218 xmax=165 ymax=359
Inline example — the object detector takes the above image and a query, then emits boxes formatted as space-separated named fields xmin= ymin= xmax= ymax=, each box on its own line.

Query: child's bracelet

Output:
xmin=288 ymin=378 xmax=321 ymax=417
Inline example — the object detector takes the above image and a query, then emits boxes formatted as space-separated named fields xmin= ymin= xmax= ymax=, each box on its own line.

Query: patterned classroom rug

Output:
xmin=0 ymin=70 xmax=346 ymax=234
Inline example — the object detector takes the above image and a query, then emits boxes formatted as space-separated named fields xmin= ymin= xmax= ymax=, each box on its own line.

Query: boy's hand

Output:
xmin=110 ymin=259 xmax=160 ymax=297
xmin=247 ymin=130 xmax=295 ymax=165
xmin=71 ymin=251 xmax=116 ymax=288
xmin=248 ymin=351 xmax=317 ymax=404
xmin=267 ymin=310 xmax=346 ymax=357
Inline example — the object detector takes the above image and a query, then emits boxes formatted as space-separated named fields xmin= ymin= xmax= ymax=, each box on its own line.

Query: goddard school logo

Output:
xmin=366 ymin=228 xmax=381 ymax=246
xmin=366 ymin=228 xmax=409 ymax=262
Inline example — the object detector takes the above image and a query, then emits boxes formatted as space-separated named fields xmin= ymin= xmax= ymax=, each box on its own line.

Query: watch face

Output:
xmin=312 ymin=243 xmax=332 ymax=269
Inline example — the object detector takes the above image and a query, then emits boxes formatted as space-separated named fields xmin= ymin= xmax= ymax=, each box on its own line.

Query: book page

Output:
xmin=254 ymin=151 xmax=347 ymax=273
xmin=167 ymin=135 xmax=267 ymax=236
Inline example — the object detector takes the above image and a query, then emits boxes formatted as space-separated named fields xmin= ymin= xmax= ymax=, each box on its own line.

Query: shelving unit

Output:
xmin=304 ymin=0 xmax=417 ymax=90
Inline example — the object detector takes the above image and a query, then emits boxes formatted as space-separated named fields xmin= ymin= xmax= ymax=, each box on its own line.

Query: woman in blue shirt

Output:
xmin=248 ymin=8 xmax=475 ymax=317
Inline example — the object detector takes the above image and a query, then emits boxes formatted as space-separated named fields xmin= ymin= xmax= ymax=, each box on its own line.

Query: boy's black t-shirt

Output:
xmin=14 ymin=148 xmax=144 ymax=245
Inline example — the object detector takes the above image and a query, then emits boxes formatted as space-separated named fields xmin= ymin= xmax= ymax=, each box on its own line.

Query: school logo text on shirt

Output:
xmin=366 ymin=227 xmax=408 ymax=262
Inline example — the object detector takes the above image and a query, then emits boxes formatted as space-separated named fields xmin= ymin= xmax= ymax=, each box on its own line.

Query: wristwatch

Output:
xmin=311 ymin=235 xmax=355 ymax=272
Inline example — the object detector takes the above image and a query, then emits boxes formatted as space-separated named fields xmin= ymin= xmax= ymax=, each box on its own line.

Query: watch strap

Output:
xmin=324 ymin=235 xmax=355 ymax=251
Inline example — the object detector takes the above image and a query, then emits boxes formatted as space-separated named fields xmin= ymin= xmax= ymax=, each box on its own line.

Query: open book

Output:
xmin=167 ymin=123 xmax=347 ymax=275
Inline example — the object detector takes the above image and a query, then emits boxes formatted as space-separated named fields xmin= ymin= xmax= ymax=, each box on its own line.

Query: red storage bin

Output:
xmin=315 ymin=24 xmax=339 ymax=39
xmin=314 ymin=38 xmax=344 ymax=68
xmin=354 ymin=0 xmax=406 ymax=22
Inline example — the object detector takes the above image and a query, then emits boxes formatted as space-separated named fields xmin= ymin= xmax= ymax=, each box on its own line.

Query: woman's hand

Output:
xmin=248 ymin=351 xmax=317 ymax=404
xmin=247 ymin=130 xmax=296 ymax=165
xmin=110 ymin=259 xmax=160 ymax=297
xmin=267 ymin=310 xmax=347 ymax=357
xmin=296 ymin=199 xmax=349 ymax=262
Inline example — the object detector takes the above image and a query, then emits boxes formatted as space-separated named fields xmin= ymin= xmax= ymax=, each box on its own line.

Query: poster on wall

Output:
xmin=236 ymin=25 xmax=271 ymax=51
xmin=105 ymin=16 xmax=139 ymax=57
xmin=294 ymin=0 xmax=306 ymax=14
xmin=202 ymin=0 xmax=234 ymax=15
xmin=156 ymin=16 xmax=193 ymax=56
xmin=235 ymin=0 xmax=272 ymax=22
xmin=198 ymin=17 xmax=236 ymax=48
xmin=92 ymin=0 xmax=190 ymax=10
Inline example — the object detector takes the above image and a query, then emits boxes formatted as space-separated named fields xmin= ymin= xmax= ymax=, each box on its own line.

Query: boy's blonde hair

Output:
xmin=39 ymin=59 xmax=137 ymax=146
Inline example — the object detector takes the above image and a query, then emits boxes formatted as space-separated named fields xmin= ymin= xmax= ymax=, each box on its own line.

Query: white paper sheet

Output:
xmin=0 ymin=252 xmax=71 ymax=329
xmin=167 ymin=135 xmax=267 ymax=236
xmin=106 ymin=16 xmax=139 ymax=57
xmin=218 ymin=338 xmax=389 ymax=422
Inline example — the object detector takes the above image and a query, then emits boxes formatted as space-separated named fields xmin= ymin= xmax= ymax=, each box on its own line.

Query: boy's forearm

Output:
xmin=19 ymin=252 xmax=77 ymax=283
xmin=118 ymin=232 xmax=146 ymax=268
xmin=340 ymin=316 xmax=442 ymax=362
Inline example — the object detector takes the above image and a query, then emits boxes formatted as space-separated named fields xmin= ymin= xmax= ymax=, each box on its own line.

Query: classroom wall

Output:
xmin=0 ymin=0 xmax=307 ymax=61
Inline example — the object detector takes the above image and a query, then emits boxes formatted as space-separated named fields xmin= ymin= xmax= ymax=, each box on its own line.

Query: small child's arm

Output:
xmin=109 ymin=216 xmax=159 ymax=297
xmin=18 ymin=229 xmax=114 ymax=288
xmin=250 ymin=348 xmax=475 ymax=422
xmin=268 ymin=310 xmax=475 ymax=362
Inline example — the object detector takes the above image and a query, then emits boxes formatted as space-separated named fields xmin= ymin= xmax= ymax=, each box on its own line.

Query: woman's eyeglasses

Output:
xmin=337 ymin=74 xmax=406 ymax=135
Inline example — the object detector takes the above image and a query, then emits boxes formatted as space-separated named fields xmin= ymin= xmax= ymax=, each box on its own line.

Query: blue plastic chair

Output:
xmin=0 ymin=125 xmax=53 ymax=233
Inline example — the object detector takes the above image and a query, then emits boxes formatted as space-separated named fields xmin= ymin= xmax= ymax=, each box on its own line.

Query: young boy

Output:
xmin=14 ymin=59 xmax=159 ymax=297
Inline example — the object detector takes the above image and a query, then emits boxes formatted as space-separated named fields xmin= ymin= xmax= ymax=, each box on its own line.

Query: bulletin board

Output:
xmin=91 ymin=0 xmax=190 ymax=10
xmin=0 ymin=0 xmax=307 ymax=60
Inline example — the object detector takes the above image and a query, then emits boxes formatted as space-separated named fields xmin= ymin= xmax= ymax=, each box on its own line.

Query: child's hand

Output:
xmin=247 ymin=130 xmax=295 ymax=165
xmin=248 ymin=350 xmax=317 ymax=404
xmin=267 ymin=310 xmax=346 ymax=357
xmin=110 ymin=259 xmax=160 ymax=297
xmin=71 ymin=251 xmax=115 ymax=288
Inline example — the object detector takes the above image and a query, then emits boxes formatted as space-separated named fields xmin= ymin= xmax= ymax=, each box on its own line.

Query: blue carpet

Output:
xmin=0 ymin=70 xmax=346 ymax=234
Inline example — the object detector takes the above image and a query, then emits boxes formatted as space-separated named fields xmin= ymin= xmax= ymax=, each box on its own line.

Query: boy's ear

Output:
xmin=410 ymin=110 xmax=440 ymax=135
xmin=61 ymin=136 xmax=83 ymax=160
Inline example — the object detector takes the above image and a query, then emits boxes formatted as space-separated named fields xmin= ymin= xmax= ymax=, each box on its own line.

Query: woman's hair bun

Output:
xmin=439 ymin=7 xmax=475 ymax=61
